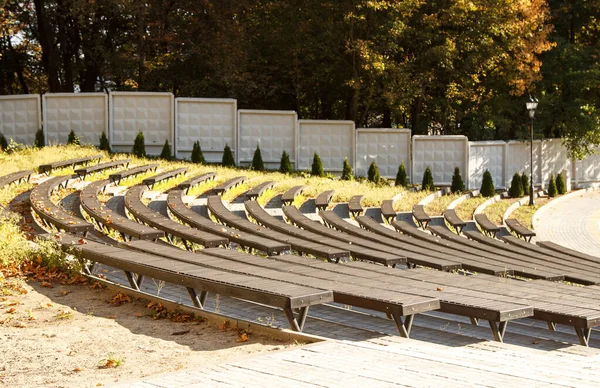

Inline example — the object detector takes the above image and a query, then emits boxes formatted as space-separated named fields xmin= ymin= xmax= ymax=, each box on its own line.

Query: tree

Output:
xmin=367 ymin=161 xmax=380 ymax=184
xmin=556 ymin=172 xmax=566 ymax=194
xmin=279 ymin=151 xmax=292 ymax=174
xmin=311 ymin=153 xmax=324 ymax=177
xmin=450 ymin=167 xmax=465 ymax=193
xmin=222 ymin=144 xmax=235 ymax=167
xmin=547 ymin=173 xmax=558 ymax=197
xmin=67 ymin=130 xmax=80 ymax=145
xmin=395 ymin=162 xmax=408 ymax=187
xmin=421 ymin=167 xmax=434 ymax=191
xmin=34 ymin=129 xmax=44 ymax=148
xmin=191 ymin=141 xmax=205 ymax=164
xmin=160 ymin=139 xmax=172 ymax=160
xmin=0 ymin=134 xmax=7 ymax=151
xmin=521 ymin=173 xmax=530 ymax=197
xmin=480 ymin=170 xmax=496 ymax=197
xmin=251 ymin=144 xmax=265 ymax=171
xmin=132 ymin=132 xmax=146 ymax=158
xmin=509 ymin=173 xmax=524 ymax=198
xmin=99 ymin=132 xmax=111 ymax=152
xmin=341 ymin=158 xmax=353 ymax=180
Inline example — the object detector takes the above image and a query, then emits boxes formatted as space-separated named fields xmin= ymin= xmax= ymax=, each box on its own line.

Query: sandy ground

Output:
xmin=0 ymin=275 xmax=291 ymax=388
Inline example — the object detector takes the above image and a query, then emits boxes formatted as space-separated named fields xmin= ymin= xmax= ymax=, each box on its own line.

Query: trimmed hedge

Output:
xmin=311 ymin=153 xmax=325 ymax=177
xmin=251 ymin=144 xmax=265 ymax=171
xmin=421 ymin=167 xmax=434 ymax=191
xmin=480 ymin=170 xmax=495 ymax=197
xmin=341 ymin=158 xmax=353 ymax=180
xmin=395 ymin=162 xmax=408 ymax=187
xmin=132 ymin=132 xmax=146 ymax=157
xmin=222 ymin=144 xmax=235 ymax=167
xmin=368 ymin=161 xmax=380 ymax=184
xmin=279 ymin=150 xmax=292 ymax=173
xmin=191 ymin=141 xmax=205 ymax=164
xmin=508 ymin=172 xmax=524 ymax=198
xmin=450 ymin=166 xmax=465 ymax=193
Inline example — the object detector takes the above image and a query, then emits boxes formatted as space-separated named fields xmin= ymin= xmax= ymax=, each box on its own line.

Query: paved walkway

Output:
xmin=534 ymin=190 xmax=600 ymax=256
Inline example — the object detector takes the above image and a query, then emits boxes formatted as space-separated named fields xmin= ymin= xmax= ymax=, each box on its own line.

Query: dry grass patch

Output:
xmin=425 ymin=193 xmax=464 ymax=216
xmin=483 ymin=197 xmax=521 ymax=225
xmin=511 ymin=197 xmax=550 ymax=229
xmin=393 ymin=191 xmax=432 ymax=212
xmin=455 ymin=196 xmax=487 ymax=221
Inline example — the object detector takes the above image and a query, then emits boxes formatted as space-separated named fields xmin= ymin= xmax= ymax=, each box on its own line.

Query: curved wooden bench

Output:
xmin=380 ymin=200 xmax=397 ymax=224
xmin=505 ymin=218 xmax=536 ymax=242
xmin=348 ymin=195 xmax=364 ymax=218
xmin=0 ymin=170 xmax=33 ymax=188
xmin=109 ymin=164 xmax=159 ymax=185
xmin=213 ymin=176 xmax=246 ymax=195
xmin=315 ymin=190 xmax=334 ymax=212
xmin=177 ymin=172 xmax=216 ymax=194
xmin=245 ymin=181 xmax=275 ymax=200
xmin=474 ymin=213 xmax=500 ymax=238
xmin=39 ymin=155 xmax=102 ymax=175
xmin=412 ymin=205 xmax=431 ymax=229
xmin=142 ymin=168 xmax=187 ymax=189
xmin=443 ymin=209 xmax=466 ymax=235
xmin=167 ymin=190 xmax=290 ymax=255
xmin=536 ymin=241 xmax=600 ymax=265
xmin=30 ymin=175 xmax=94 ymax=236
xmin=281 ymin=185 xmax=306 ymax=206
xmin=75 ymin=159 xmax=130 ymax=180
xmin=124 ymin=185 xmax=226 ymax=249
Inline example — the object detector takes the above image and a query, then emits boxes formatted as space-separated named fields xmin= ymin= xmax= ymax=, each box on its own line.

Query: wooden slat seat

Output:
xmin=412 ymin=205 xmax=431 ymax=229
xmin=75 ymin=159 xmax=130 ymax=180
xmin=315 ymin=190 xmax=334 ymax=212
xmin=49 ymin=233 xmax=332 ymax=332
xmin=0 ymin=170 xmax=33 ymax=188
xmin=536 ymin=241 xmax=600 ymax=265
xmin=142 ymin=168 xmax=187 ymax=189
xmin=213 ymin=176 xmax=246 ymax=195
xmin=30 ymin=175 xmax=94 ymax=235
xmin=280 ymin=205 xmax=406 ymax=267
xmin=245 ymin=181 xmax=275 ymax=200
xmin=443 ymin=209 xmax=466 ymax=235
xmin=281 ymin=185 xmax=306 ymax=206
xmin=126 ymin=241 xmax=440 ymax=338
xmin=474 ymin=213 xmax=500 ymax=238
xmin=167 ymin=190 xmax=290 ymax=255
xmin=177 ymin=172 xmax=216 ymax=194
xmin=39 ymin=155 xmax=102 ymax=174
xmin=124 ymin=185 xmax=226 ymax=248
xmin=207 ymin=196 xmax=349 ymax=261
xmin=108 ymin=164 xmax=159 ymax=185
xmin=505 ymin=218 xmax=536 ymax=242
xmin=348 ymin=195 xmax=364 ymax=218
xmin=80 ymin=179 xmax=164 ymax=241
xmin=380 ymin=200 xmax=397 ymax=224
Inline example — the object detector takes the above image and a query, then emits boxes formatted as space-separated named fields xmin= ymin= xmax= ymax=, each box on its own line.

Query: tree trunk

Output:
xmin=7 ymin=37 xmax=29 ymax=94
xmin=33 ymin=0 xmax=61 ymax=92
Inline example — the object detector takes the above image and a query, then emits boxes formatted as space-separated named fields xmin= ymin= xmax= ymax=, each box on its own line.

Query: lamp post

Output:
xmin=526 ymin=97 xmax=538 ymax=206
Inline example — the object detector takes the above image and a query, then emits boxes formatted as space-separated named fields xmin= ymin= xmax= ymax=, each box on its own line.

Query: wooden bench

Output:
xmin=314 ymin=190 xmax=334 ymax=212
xmin=0 ymin=170 xmax=33 ymax=188
xmin=245 ymin=181 xmax=275 ymax=200
xmin=49 ymin=233 xmax=333 ymax=332
xmin=505 ymin=218 xmax=536 ymax=242
xmin=281 ymin=185 xmax=306 ymax=206
xmin=39 ymin=155 xmax=102 ymax=175
xmin=75 ymin=159 xmax=130 ymax=180
xmin=213 ymin=176 xmax=246 ymax=195
xmin=412 ymin=205 xmax=431 ymax=229
xmin=167 ymin=190 xmax=290 ymax=255
xmin=142 ymin=168 xmax=187 ymax=189
xmin=380 ymin=200 xmax=397 ymax=224
xmin=207 ymin=196 xmax=349 ymax=261
xmin=108 ymin=164 xmax=159 ymax=185
xmin=30 ymin=175 xmax=94 ymax=236
xmin=80 ymin=179 xmax=165 ymax=241
xmin=348 ymin=195 xmax=364 ymax=218
xmin=177 ymin=172 xmax=216 ymax=194
xmin=474 ymin=213 xmax=500 ymax=238
xmin=124 ymin=185 xmax=227 ymax=249
xmin=536 ymin=241 xmax=600 ymax=265
xmin=443 ymin=209 xmax=466 ymax=235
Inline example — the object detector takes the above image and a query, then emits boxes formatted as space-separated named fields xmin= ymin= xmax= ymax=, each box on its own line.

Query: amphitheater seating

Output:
xmin=213 ymin=176 xmax=246 ymax=195
xmin=348 ymin=195 xmax=364 ymax=218
xmin=245 ymin=181 xmax=275 ymax=200
xmin=39 ymin=155 xmax=102 ymax=175
xmin=412 ymin=205 xmax=431 ymax=229
xmin=443 ymin=209 xmax=466 ymax=235
xmin=108 ymin=164 xmax=159 ymax=185
xmin=281 ymin=185 xmax=306 ymax=206
xmin=314 ymin=190 xmax=334 ymax=211
xmin=177 ymin=172 xmax=216 ymax=194
xmin=142 ymin=168 xmax=187 ymax=189
xmin=75 ymin=159 xmax=130 ymax=180
xmin=474 ymin=214 xmax=500 ymax=238
xmin=505 ymin=218 xmax=536 ymax=242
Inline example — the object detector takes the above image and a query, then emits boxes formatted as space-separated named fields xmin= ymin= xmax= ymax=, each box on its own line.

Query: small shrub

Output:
xmin=341 ymin=158 xmax=353 ymax=180
xmin=547 ymin=173 xmax=557 ymax=197
xmin=508 ymin=173 xmax=524 ymax=198
xmin=99 ymin=132 xmax=111 ymax=152
xmin=311 ymin=153 xmax=324 ymax=177
xmin=450 ymin=166 xmax=465 ymax=193
xmin=480 ymin=170 xmax=495 ymax=197
xmin=67 ymin=130 xmax=80 ymax=145
xmin=367 ymin=161 xmax=380 ymax=184
xmin=421 ymin=167 xmax=434 ymax=191
xmin=279 ymin=150 xmax=292 ymax=174
xmin=251 ymin=144 xmax=265 ymax=171
xmin=132 ymin=132 xmax=146 ymax=158
xmin=34 ymin=128 xmax=45 ymax=148
xmin=222 ymin=143 xmax=235 ymax=167
xmin=160 ymin=139 xmax=172 ymax=160
xmin=395 ymin=162 xmax=408 ymax=187
xmin=191 ymin=141 xmax=205 ymax=164
xmin=556 ymin=172 xmax=566 ymax=194
xmin=521 ymin=172 xmax=530 ymax=197
xmin=0 ymin=133 xmax=7 ymax=151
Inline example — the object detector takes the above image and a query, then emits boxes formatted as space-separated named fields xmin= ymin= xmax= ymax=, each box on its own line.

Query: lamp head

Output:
xmin=526 ymin=97 xmax=538 ymax=118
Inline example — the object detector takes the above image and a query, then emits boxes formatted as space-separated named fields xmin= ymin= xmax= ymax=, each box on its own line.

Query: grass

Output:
xmin=0 ymin=213 xmax=32 ymax=267
xmin=425 ymin=193 xmax=464 ymax=216
xmin=393 ymin=191 xmax=431 ymax=212
xmin=511 ymin=197 xmax=549 ymax=229
xmin=482 ymin=197 xmax=521 ymax=225
xmin=455 ymin=196 xmax=487 ymax=221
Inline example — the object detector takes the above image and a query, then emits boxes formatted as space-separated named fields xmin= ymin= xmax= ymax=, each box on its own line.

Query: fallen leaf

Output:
xmin=135 ymin=313 xmax=142 ymax=317
xmin=107 ymin=315 xmax=117 ymax=319
xmin=6 ymin=308 xmax=16 ymax=314
xmin=73 ymin=367 xmax=82 ymax=373
xmin=78 ymin=238 xmax=87 ymax=245
xmin=41 ymin=282 xmax=53 ymax=288
xmin=237 ymin=332 xmax=249 ymax=342
xmin=436 ymin=287 xmax=442 ymax=291
xmin=60 ymin=290 xmax=70 ymax=296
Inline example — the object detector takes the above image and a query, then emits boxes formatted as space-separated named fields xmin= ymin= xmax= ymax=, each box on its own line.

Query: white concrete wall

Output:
xmin=355 ymin=128 xmax=411 ymax=179
xmin=298 ymin=120 xmax=354 ymax=172
xmin=506 ymin=140 xmax=543 ymax=187
xmin=541 ymin=138 xmax=571 ymax=187
xmin=468 ymin=141 xmax=506 ymax=189
xmin=575 ymin=146 xmax=600 ymax=186
xmin=412 ymin=135 xmax=468 ymax=186
xmin=0 ymin=94 xmax=41 ymax=146
xmin=175 ymin=98 xmax=236 ymax=162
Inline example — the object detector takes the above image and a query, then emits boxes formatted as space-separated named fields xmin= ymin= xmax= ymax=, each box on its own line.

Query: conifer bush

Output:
xmin=222 ymin=143 xmax=235 ymax=167
xmin=279 ymin=150 xmax=292 ymax=174
xmin=191 ymin=141 xmax=205 ymax=164
xmin=160 ymin=139 xmax=172 ymax=160
xmin=548 ymin=173 xmax=558 ymax=197
xmin=311 ymin=153 xmax=324 ymax=177
xmin=0 ymin=134 xmax=7 ymax=151
xmin=251 ymin=144 xmax=265 ymax=171
xmin=480 ymin=170 xmax=495 ymax=197
xmin=450 ymin=166 xmax=465 ymax=193
xmin=132 ymin=132 xmax=146 ymax=158
xmin=368 ymin=161 xmax=380 ymax=184
xmin=67 ymin=130 xmax=80 ymax=145
xmin=421 ymin=167 xmax=434 ymax=191
xmin=34 ymin=128 xmax=44 ymax=148
xmin=341 ymin=158 xmax=353 ymax=180
xmin=521 ymin=172 xmax=530 ymax=197
xmin=395 ymin=162 xmax=408 ymax=187
xmin=508 ymin=172 xmax=524 ymax=198
xmin=556 ymin=172 xmax=566 ymax=195
xmin=99 ymin=132 xmax=111 ymax=152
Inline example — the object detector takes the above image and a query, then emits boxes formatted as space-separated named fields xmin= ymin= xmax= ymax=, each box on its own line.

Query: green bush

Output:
xmin=556 ymin=172 xmax=566 ymax=194
xmin=251 ymin=144 xmax=265 ymax=171
xmin=341 ymin=158 xmax=353 ymax=180
xmin=480 ymin=170 xmax=495 ymax=197
xmin=450 ymin=166 xmax=465 ymax=193
xmin=547 ymin=173 xmax=557 ymax=197
xmin=395 ymin=162 xmax=408 ymax=187
xmin=279 ymin=150 xmax=293 ymax=174
xmin=0 ymin=133 xmax=7 ymax=151
xmin=99 ymin=132 xmax=111 ymax=152
xmin=160 ymin=139 xmax=172 ymax=160
xmin=222 ymin=143 xmax=235 ymax=167
xmin=132 ymin=132 xmax=146 ymax=158
xmin=421 ymin=167 xmax=434 ymax=191
xmin=191 ymin=141 xmax=205 ymax=164
xmin=508 ymin=172 xmax=524 ymax=198
xmin=67 ymin=130 xmax=80 ymax=145
xmin=521 ymin=172 xmax=530 ymax=197
xmin=311 ymin=153 xmax=324 ymax=177
xmin=34 ymin=128 xmax=45 ymax=148
xmin=367 ymin=161 xmax=380 ymax=184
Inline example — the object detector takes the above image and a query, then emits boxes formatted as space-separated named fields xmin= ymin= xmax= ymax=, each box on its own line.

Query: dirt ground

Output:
xmin=0 ymin=275 xmax=292 ymax=388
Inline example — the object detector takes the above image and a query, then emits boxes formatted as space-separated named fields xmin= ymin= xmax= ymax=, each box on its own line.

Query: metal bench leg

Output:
xmin=470 ymin=317 xmax=479 ymax=326
xmin=547 ymin=321 xmax=556 ymax=331
xmin=283 ymin=306 xmax=309 ymax=332
xmin=124 ymin=271 xmax=140 ymax=291
xmin=488 ymin=320 xmax=508 ymax=342
xmin=182 ymin=240 xmax=192 ymax=251
xmin=390 ymin=311 xmax=414 ymax=338
xmin=82 ymin=260 xmax=96 ymax=275
xmin=187 ymin=287 xmax=208 ymax=309
xmin=575 ymin=327 xmax=591 ymax=346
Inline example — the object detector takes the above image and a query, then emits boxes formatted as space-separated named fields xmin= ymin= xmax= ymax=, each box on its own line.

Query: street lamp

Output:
xmin=526 ymin=97 xmax=538 ymax=206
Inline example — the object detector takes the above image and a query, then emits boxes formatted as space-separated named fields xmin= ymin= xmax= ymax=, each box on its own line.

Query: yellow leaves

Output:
xmin=109 ymin=293 xmax=131 ymax=306
xmin=237 ymin=330 xmax=250 ymax=343
xmin=56 ymin=310 xmax=73 ymax=319
xmin=6 ymin=307 xmax=16 ymax=314
xmin=41 ymin=281 xmax=53 ymax=288
xmin=219 ymin=320 xmax=231 ymax=331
